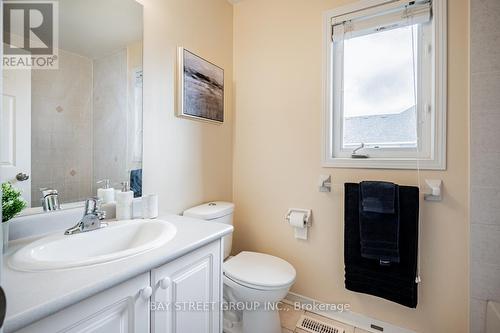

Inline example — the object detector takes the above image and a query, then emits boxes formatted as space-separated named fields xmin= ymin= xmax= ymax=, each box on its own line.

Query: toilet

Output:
xmin=183 ymin=202 xmax=296 ymax=333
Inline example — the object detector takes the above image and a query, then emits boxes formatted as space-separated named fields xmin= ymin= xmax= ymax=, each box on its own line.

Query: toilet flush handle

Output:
xmin=160 ymin=277 xmax=171 ymax=290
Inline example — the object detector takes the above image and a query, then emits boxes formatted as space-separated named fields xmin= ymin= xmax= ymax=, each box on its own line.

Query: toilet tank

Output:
xmin=183 ymin=202 xmax=234 ymax=259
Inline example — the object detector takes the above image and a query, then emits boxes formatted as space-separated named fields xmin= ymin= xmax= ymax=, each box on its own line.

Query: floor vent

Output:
xmin=297 ymin=315 xmax=349 ymax=333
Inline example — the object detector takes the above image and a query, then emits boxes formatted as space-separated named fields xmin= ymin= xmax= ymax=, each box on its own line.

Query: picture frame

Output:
xmin=177 ymin=47 xmax=224 ymax=123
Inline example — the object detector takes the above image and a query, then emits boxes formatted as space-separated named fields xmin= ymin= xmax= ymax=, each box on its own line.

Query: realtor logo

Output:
xmin=3 ymin=1 xmax=58 ymax=69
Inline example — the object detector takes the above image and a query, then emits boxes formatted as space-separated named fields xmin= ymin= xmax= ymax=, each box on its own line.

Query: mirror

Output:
xmin=1 ymin=0 xmax=143 ymax=211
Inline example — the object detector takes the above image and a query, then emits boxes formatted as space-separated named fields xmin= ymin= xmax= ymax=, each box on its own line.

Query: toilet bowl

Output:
xmin=183 ymin=202 xmax=296 ymax=333
xmin=222 ymin=251 xmax=296 ymax=333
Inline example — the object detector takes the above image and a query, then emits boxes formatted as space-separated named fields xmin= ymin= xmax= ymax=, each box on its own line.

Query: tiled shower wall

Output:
xmin=92 ymin=50 xmax=129 ymax=193
xmin=470 ymin=0 xmax=500 ymax=332
xmin=31 ymin=50 xmax=93 ymax=206
xmin=31 ymin=49 xmax=129 ymax=207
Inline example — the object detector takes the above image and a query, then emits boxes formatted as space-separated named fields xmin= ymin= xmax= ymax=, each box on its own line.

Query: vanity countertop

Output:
xmin=3 ymin=214 xmax=233 ymax=333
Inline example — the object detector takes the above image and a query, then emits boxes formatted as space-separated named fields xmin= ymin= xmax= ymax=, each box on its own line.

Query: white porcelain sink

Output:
xmin=9 ymin=219 xmax=177 ymax=271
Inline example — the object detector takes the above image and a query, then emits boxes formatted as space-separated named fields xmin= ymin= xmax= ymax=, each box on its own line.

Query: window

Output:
xmin=323 ymin=0 xmax=447 ymax=169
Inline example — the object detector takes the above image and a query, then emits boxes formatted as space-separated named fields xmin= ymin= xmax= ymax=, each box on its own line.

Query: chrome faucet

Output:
xmin=65 ymin=197 xmax=107 ymax=235
xmin=40 ymin=188 xmax=61 ymax=212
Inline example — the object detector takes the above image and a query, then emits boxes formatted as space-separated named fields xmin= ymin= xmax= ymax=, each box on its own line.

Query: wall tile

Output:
xmin=471 ymin=261 xmax=500 ymax=301
xmin=471 ymin=113 xmax=500 ymax=153
xmin=471 ymin=0 xmax=500 ymax=37
xmin=470 ymin=152 xmax=500 ymax=187
xmin=470 ymin=298 xmax=487 ymax=333
xmin=470 ymin=0 xmax=500 ymax=328
xmin=471 ymin=33 xmax=500 ymax=74
xmin=471 ymin=187 xmax=500 ymax=225
xmin=31 ymin=49 xmax=93 ymax=207
xmin=471 ymin=72 xmax=500 ymax=112
xmin=471 ymin=224 xmax=500 ymax=265
xmin=471 ymin=0 xmax=500 ymax=73
xmin=92 ymin=50 xmax=129 ymax=191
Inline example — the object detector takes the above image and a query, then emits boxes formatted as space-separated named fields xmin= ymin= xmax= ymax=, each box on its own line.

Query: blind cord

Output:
xmin=410 ymin=19 xmax=422 ymax=284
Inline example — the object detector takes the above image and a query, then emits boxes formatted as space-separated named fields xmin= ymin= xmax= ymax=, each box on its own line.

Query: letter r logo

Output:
xmin=3 ymin=2 xmax=55 ymax=55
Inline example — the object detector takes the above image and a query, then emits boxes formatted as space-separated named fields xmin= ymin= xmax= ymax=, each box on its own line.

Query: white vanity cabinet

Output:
xmin=151 ymin=241 xmax=222 ymax=333
xmin=12 ymin=240 xmax=223 ymax=333
xmin=17 ymin=273 xmax=151 ymax=333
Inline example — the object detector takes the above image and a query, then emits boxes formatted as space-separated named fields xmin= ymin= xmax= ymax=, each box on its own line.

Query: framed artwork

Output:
xmin=177 ymin=47 xmax=224 ymax=123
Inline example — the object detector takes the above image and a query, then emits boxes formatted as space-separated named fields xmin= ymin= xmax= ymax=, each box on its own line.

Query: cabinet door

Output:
xmin=17 ymin=273 xmax=150 ymax=333
xmin=151 ymin=240 xmax=222 ymax=333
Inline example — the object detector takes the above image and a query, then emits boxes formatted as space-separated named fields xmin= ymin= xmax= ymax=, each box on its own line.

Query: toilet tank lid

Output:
xmin=183 ymin=201 xmax=234 ymax=220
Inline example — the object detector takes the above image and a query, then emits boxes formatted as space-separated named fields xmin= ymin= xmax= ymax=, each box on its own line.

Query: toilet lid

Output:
xmin=223 ymin=252 xmax=296 ymax=288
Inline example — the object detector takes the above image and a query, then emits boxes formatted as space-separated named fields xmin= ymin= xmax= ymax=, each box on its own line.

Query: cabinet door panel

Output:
xmin=57 ymin=299 xmax=132 ymax=333
xmin=17 ymin=273 xmax=150 ymax=333
xmin=151 ymin=241 xmax=222 ymax=333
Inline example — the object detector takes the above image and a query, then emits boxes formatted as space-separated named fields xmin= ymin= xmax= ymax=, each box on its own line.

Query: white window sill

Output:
xmin=322 ymin=157 xmax=446 ymax=170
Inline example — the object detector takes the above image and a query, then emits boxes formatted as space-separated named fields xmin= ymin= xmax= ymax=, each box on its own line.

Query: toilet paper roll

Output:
xmin=289 ymin=211 xmax=308 ymax=240
xmin=289 ymin=212 xmax=306 ymax=228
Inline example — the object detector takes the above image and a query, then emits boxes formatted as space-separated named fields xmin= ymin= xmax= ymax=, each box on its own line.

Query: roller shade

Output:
xmin=332 ymin=0 xmax=432 ymax=41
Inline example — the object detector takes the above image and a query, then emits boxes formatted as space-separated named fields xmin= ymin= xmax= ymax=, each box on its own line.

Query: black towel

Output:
xmin=359 ymin=181 xmax=400 ymax=264
xmin=345 ymin=183 xmax=419 ymax=308
xmin=360 ymin=181 xmax=397 ymax=214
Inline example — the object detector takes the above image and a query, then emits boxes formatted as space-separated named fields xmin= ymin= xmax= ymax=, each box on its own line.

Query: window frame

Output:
xmin=322 ymin=0 xmax=447 ymax=170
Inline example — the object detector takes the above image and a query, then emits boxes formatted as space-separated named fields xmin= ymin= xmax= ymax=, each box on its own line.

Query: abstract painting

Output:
xmin=177 ymin=47 xmax=224 ymax=123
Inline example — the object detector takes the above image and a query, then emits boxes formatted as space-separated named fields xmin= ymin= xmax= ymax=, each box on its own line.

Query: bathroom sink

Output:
xmin=9 ymin=219 xmax=177 ymax=271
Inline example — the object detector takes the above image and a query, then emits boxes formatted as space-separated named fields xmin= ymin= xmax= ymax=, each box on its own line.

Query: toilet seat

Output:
xmin=223 ymin=252 xmax=296 ymax=290
xmin=224 ymin=273 xmax=288 ymax=291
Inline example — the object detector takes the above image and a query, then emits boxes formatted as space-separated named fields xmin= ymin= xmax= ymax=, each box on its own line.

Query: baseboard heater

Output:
xmin=286 ymin=292 xmax=416 ymax=333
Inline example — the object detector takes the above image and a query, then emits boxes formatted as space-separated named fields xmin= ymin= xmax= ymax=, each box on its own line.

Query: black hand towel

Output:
xmin=359 ymin=181 xmax=400 ymax=264
xmin=345 ymin=183 xmax=419 ymax=308
xmin=360 ymin=181 xmax=397 ymax=214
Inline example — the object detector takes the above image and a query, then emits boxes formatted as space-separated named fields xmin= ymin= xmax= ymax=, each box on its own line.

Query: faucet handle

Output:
xmin=66 ymin=197 xmax=107 ymax=235
xmin=84 ymin=197 xmax=102 ymax=215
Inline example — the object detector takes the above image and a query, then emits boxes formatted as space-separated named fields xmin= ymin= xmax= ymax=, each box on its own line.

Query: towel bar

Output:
xmin=318 ymin=176 xmax=443 ymax=202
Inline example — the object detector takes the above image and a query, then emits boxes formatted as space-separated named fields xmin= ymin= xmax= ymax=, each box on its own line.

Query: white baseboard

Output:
xmin=284 ymin=292 xmax=416 ymax=333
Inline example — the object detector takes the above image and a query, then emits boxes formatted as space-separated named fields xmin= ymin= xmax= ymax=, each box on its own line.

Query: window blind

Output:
xmin=332 ymin=0 xmax=431 ymax=41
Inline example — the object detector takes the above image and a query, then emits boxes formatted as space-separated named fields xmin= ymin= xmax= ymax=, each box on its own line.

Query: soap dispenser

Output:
xmin=96 ymin=179 xmax=116 ymax=219
xmin=116 ymin=181 xmax=134 ymax=220
xmin=96 ymin=179 xmax=115 ymax=203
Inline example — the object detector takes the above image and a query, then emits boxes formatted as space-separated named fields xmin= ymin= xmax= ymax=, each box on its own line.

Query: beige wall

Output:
xmin=232 ymin=1 xmax=469 ymax=332
xmin=127 ymin=41 xmax=143 ymax=71
xmin=141 ymin=0 xmax=234 ymax=213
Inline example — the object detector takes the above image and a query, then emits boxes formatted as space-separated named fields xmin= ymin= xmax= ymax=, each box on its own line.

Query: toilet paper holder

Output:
xmin=285 ymin=208 xmax=312 ymax=227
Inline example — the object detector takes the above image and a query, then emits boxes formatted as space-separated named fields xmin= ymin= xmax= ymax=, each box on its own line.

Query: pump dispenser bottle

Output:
xmin=97 ymin=179 xmax=116 ymax=219
xmin=116 ymin=181 xmax=134 ymax=220
xmin=96 ymin=179 xmax=115 ymax=203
